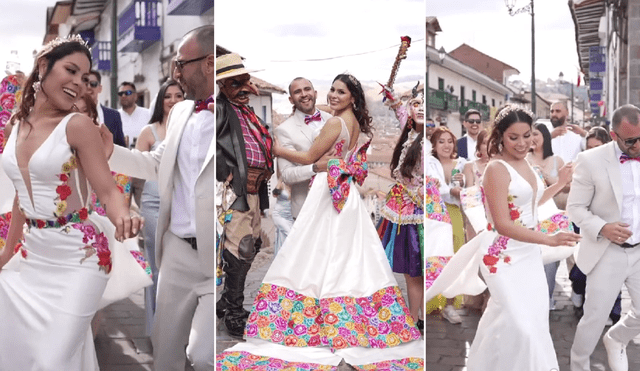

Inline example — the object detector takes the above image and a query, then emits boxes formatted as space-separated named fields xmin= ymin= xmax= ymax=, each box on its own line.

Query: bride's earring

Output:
xmin=32 ymin=75 xmax=41 ymax=94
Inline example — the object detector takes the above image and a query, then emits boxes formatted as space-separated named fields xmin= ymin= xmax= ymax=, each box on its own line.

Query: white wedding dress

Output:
xmin=0 ymin=113 xmax=151 ymax=370
xmin=217 ymin=117 xmax=424 ymax=370
xmin=426 ymin=159 xmax=559 ymax=370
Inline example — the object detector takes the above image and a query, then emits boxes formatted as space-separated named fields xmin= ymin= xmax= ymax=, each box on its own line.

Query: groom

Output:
xmin=568 ymin=104 xmax=640 ymax=371
xmin=274 ymin=77 xmax=332 ymax=218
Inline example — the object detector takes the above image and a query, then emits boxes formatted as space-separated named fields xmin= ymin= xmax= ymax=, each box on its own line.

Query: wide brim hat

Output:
xmin=216 ymin=53 xmax=263 ymax=80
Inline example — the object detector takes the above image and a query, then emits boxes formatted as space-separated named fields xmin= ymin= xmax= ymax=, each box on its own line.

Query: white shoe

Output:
xmin=442 ymin=305 xmax=462 ymax=324
xmin=603 ymin=332 xmax=629 ymax=371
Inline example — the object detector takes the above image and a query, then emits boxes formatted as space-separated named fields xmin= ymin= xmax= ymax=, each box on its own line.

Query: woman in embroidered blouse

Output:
xmin=463 ymin=105 xmax=579 ymax=369
xmin=431 ymin=126 xmax=465 ymax=323
xmin=217 ymin=74 xmax=424 ymax=370
xmin=0 ymin=36 xmax=141 ymax=370
xmin=377 ymin=93 xmax=424 ymax=330
xmin=462 ymin=128 xmax=490 ymax=188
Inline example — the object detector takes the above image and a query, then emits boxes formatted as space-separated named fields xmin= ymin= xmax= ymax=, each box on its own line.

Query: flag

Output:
xmin=577 ymin=72 xmax=581 ymax=87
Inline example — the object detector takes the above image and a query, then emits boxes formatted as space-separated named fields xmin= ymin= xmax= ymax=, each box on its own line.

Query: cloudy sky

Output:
xmin=0 ymin=0 xmax=49 ymax=75
xmin=431 ymin=0 xmax=581 ymax=85
xmin=216 ymin=0 xmax=425 ymax=114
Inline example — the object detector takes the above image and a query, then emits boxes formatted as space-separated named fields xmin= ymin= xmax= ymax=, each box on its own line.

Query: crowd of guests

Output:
xmin=426 ymin=101 xmax=640 ymax=371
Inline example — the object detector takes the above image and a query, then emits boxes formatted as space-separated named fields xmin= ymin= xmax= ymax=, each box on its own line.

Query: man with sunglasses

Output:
xmin=568 ymin=104 xmax=640 ymax=371
xmin=101 ymin=26 xmax=216 ymax=370
xmin=457 ymin=109 xmax=482 ymax=160
xmin=85 ymin=70 xmax=125 ymax=147
xmin=117 ymin=81 xmax=151 ymax=148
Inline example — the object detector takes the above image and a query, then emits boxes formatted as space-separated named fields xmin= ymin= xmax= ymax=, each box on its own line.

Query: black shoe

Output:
xmin=416 ymin=319 xmax=424 ymax=331
xmin=224 ymin=314 xmax=247 ymax=339
xmin=216 ymin=303 xmax=250 ymax=320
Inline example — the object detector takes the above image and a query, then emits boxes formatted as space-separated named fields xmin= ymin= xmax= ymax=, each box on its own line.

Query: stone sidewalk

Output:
xmin=426 ymin=260 xmax=640 ymax=371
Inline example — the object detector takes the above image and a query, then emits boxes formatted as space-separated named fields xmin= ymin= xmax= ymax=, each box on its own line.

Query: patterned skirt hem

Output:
xmin=245 ymin=283 xmax=421 ymax=350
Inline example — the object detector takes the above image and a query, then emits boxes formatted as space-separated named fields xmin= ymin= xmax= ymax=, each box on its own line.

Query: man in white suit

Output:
xmin=101 ymin=26 xmax=215 ymax=370
xmin=274 ymin=77 xmax=332 ymax=218
xmin=568 ymin=104 xmax=640 ymax=371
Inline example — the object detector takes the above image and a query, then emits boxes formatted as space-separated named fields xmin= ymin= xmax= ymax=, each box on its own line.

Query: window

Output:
xmin=438 ymin=78 xmax=444 ymax=90
xmin=482 ymin=95 xmax=487 ymax=105
xmin=472 ymin=90 xmax=477 ymax=102
xmin=460 ymin=86 xmax=466 ymax=105
xmin=492 ymin=98 xmax=495 ymax=107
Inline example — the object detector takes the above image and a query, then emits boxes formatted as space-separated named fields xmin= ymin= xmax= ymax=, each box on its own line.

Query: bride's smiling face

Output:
xmin=39 ymin=51 xmax=90 ymax=111
xmin=327 ymin=80 xmax=354 ymax=112
xmin=502 ymin=122 xmax=532 ymax=160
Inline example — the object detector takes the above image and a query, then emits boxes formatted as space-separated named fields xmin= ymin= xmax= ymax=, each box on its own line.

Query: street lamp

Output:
xmin=426 ymin=46 xmax=446 ymax=120
xmin=505 ymin=0 xmax=535 ymax=115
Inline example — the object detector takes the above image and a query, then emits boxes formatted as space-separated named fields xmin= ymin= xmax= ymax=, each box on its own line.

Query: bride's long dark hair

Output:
xmin=333 ymin=74 xmax=373 ymax=137
xmin=11 ymin=39 xmax=92 ymax=128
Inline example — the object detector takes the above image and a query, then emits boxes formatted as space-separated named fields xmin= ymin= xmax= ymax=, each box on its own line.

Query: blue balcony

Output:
xmin=167 ymin=0 xmax=213 ymax=15
xmin=92 ymin=42 xmax=111 ymax=72
xmin=117 ymin=0 xmax=161 ymax=53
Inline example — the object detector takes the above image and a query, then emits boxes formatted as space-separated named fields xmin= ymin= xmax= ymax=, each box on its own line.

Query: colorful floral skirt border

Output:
xmin=216 ymin=351 xmax=424 ymax=370
xmin=245 ymin=283 xmax=421 ymax=349
xmin=425 ymin=256 xmax=462 ymax=313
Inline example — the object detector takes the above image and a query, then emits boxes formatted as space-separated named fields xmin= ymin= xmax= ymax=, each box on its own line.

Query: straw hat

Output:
xmin=216 ymin=53 xmax=263 ymax=80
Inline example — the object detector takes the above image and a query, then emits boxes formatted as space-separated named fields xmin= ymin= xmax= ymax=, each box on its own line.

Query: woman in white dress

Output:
xmin=426 ymin=105 xmax=580 ymax=370
xmin=216 ymin=74 xmax=424 ymax=370
xmin=0 ymin=36 xmax=141 ymax=370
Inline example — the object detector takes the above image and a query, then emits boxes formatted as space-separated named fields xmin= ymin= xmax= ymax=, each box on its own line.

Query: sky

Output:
xmin=431 ymin=0 xmax=582 ymax=86
xmin=216 ymin=0 xmax=426 ymax=114
xmin=0 ymin=0 xmax=50 ymax=76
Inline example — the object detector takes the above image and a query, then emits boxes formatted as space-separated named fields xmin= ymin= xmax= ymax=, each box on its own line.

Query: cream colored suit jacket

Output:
xmin=567 ymin=141 xmax=624 ymax=275
xmin=109 ymin=100 xmax=215 ymax=278
xmin=274 ymin=109 xmax=332 ymax=217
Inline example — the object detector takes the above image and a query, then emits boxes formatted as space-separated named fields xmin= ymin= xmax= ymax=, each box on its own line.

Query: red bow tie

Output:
xmin=304 ymin=111 xmax=321 ymax=125
xmin=195 ymin=96 xmax=214 ymax=113
xmin=620 ymin=154 xmax=640 ymax=164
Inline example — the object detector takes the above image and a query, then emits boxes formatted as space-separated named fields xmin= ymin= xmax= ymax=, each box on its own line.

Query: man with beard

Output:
xmin=101 ymin=26 xmax=216 ymax=370
xmin=216 ymin=53 xmax=273 ymax=338
xmin=274 ymin=77 xmax=332 ymax=218
xmin=457 ymin=109 xmax=482 ymax=160
xmin=569 ymin=104 xmax=640 ymax=371
xmin=549 ymin=101 xmax=586 ymax=163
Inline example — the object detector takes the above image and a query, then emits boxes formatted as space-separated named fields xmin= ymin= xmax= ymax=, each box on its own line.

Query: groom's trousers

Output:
xmin=570 ymin=244 xmax=640 ymax=371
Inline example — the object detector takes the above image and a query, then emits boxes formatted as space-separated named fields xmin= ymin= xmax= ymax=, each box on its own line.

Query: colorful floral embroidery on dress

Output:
xmin=507 ymin=194 xmax=523 ymax=225
xmin=0 ymin=212 xmax=11 ymax=251
xmin=537 ymin=212 xmax=573 ymax=235
xmin=379 ymin=183 xmax=424 ymax=225
xmin=425 ymin=176 xmax=450 ymax=223
xmin=72 ymin=223 xmax=112 ymax=274
xmin=216 ymin=351 xmax=336 ymax=370
xmin=54 ymin=156 xmax=78 ymax=217
xmin=91 ymin=172 xmax=132 ymax=216
xmin=334 ymin=139 xmax=345 ymax=157
xmin=327 ymin=140 xmax=370 ymax=213
xmin=130 ymin=250 xmax=152 ymax=277
xmin=245 ymin=283 xmax=420 ymax=349
xmin=27 ymin=207 xmax=90 ymax=229
xmin=425 ymin=256 xmax=451 ymax=290
xmin=483 ymin=235 xmax=511 ymax=274
xmin=13 ymin=242 xmax=26 ymax=258
xmin=352 ymin=357 xmax=425 ymax=370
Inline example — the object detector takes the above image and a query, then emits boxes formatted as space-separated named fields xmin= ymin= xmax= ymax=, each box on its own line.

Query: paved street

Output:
xmin=426 ymin=260 xmax=640 ymax=371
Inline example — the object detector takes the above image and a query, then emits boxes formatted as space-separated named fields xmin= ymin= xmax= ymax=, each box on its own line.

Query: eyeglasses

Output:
xmin=426 ymin=122 xmax=436 ymax=128
xmin=174 ymin=55 xmax=209 ymax=70
xmin=87 ymin=80 xmax=100 ymax=88
xmin=614 ymin=131 xmax=640 ymax=147
xmin=118 ymin=90 xmax=134 ymax=97
xmin=466 ymin=119 xmax=482 ymax=124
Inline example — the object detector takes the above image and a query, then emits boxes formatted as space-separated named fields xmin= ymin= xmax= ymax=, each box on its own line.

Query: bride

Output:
xmin=216 ymin=74 xmax=424 ymax=370
xmin=0 ymin=36 xmax=142 ymax=370
xmin=426 ymin=105 xmax=580 ymax=370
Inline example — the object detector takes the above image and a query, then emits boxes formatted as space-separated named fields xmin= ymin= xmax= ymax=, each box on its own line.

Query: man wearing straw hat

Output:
xmin=216 ymin=52 xmax=273 ymax=338
xmin=100 ymin=26 xmax=216 ymax=370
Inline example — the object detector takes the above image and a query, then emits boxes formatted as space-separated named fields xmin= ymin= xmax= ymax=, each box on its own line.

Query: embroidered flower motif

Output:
xmin=13 ymin=242 xmax=26 ymax=258
xmin=483 ymin=235 xmax=511 ymax=274
xmin=507 ymin=194 xmax=522 ymax=225
xmin=334 ymin=139 xmax=345 ymax=157
xmin=54 ymin=156 xmax=78 ymax=217
xmin=74 ymin=223 xmax=112 ymax=274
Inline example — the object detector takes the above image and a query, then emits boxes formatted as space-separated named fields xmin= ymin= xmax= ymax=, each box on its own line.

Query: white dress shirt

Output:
xmin=170 ymin=109 xmax=215 ymax=238
xmin=615 ymin=143 xmax=640 ymax=245
xmin=544 ymin=122 xmax=585 ymax=163
xmin=119 ymin=106 xmax=152 ymax=145
xmin=465 ymin=135 xmax=477 ymax=161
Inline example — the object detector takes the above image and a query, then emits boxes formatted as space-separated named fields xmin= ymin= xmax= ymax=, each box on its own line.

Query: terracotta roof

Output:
xmin=449 ymin=44 xmax=520 ymax=84
xmin=251 ymin=76 xmax=286 ymax=95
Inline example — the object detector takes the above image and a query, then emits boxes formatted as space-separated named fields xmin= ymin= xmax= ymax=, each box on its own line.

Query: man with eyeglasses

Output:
xmin=568 ymin=104 xmax=640 ymax=371
xmin=117 ymin=81 xmax=151 ymax=148
xmin=457 ymin=109 xmax=482 ymax=160
xmin=85 ymin=70 xmax=125 ymax=147
xmin=101 ymin=26 xmax=216 ymax=370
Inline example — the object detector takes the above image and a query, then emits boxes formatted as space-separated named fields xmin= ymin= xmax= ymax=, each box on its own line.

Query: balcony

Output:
xmin=427 ymin=88 xmax=459 ymax=111
xmin=459 ymin=100 xmax=490 ymax=120
xmin=92 ymin=41 xmax=111 ymax=72
xmin=117 ymin=0 xmax=161 ymax=53
xmin=167 ymin=0 xmax=213 ymax=15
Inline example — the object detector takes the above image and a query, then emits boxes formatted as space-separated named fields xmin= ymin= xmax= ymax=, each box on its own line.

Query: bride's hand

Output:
xmin=546 ymin=231 xmax=581 ymax=247
xmin=557 ymin=162 xmax=573 ymax=186
xmin=114 ymin=212 xmax=144 ymax=242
